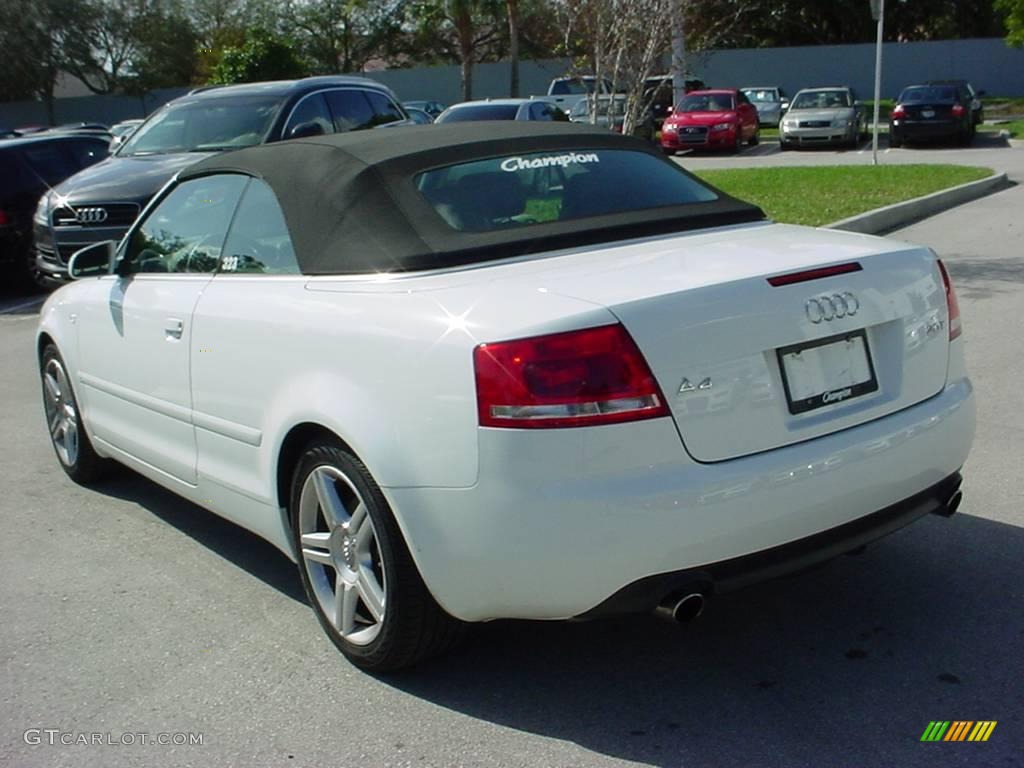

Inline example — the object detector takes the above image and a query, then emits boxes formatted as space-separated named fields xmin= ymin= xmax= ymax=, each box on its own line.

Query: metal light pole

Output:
xmin=870 ymin=0 xmax=885 ymax=166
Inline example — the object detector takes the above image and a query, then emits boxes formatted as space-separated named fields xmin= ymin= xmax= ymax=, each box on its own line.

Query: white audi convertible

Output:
xmin=38 ymin=123 xmax=974 ymax=670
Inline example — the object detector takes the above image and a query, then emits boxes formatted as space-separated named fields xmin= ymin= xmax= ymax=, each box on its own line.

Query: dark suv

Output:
xmin=1 ymin=134 xmax=109 ymax=288
xmin=34 ymin=76 xmax=408 ymax=285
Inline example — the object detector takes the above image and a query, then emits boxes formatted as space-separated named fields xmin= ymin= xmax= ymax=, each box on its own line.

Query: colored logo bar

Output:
xmin=921 ymin=721 xmax=997 ymax=742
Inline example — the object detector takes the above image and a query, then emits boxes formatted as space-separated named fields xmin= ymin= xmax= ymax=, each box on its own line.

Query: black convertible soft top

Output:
xmin=181 ymin=122 xmax=765 ymax=275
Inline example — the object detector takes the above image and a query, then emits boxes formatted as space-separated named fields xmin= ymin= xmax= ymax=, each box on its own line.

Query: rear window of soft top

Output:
xmin=415 ymin=149 xmax=718 ymax=233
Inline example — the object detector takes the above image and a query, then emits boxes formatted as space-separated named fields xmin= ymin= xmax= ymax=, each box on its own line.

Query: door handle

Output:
xmin=165 ymin=318 xmax=184 ymax=340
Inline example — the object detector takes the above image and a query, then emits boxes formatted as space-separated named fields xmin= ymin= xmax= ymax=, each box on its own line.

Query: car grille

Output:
xmin=799 ymin=120 xmax=831 ymax=128
xmin=677 ymin=126 xmax=709 ymax=143
xmin=53 ymin=203 xmax=139 ymax=228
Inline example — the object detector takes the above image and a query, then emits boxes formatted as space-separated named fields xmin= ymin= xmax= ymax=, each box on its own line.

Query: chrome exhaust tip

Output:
xmin=654 ymin=592 xmax=707 ymax=624
xmin=933 ymin=489 xmax=963 ymax=518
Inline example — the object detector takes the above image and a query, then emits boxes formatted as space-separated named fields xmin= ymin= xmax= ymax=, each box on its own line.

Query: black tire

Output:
xmin=40 ymin=344 xmax=110 ymax=484
xmin=890 ymin=133 xmax=902 ymax=148
xmin=778 ymin=139 xmax=790 ymax=151
xmin=749 ymin=127 xmax=760 ymax=146
xmin=290 ymin=440 xmax=465 ymax=671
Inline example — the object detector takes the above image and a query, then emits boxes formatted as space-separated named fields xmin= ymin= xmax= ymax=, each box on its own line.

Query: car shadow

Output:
xmin=895 ymin=132 xmax=1011 ymax=150
xmin=91 ymin=469 xmax=306 ymax=603
xmin=377 ymin=510 xmax=1022 ymax=767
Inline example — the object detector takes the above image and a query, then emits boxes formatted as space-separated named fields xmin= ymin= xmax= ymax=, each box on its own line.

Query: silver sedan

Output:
xmin=779 ymin=87 xmax=867 ymax=149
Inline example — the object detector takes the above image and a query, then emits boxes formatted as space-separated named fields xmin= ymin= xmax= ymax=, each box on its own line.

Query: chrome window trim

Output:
xmin=281 ymin=86 xmax=406 ymax=138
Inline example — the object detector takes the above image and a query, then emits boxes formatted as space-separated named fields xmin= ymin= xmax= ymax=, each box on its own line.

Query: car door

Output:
xmin=735 ymin=92 xmax=756 ymax=139
xmin=75 ymin=173 xmax=247 ymax=484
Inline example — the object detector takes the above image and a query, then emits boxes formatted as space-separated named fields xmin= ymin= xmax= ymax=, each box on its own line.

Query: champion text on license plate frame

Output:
xmin=776 ymin=330 xmax=879 ymax=415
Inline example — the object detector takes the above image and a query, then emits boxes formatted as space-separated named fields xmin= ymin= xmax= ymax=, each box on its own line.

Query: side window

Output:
xmin=324 ymin=89 xmax=376 ymax=132
xmin=363 ymin=91 xmax=405 ymax=126
xmin=20 ymin=143 xmax=73 ymax=186
xmin=284 ymin=92 xmax=333 ymax=138
xmin=124 ymin=174 xmax=247 ymax=274
xmin=219 ymin=179 xmax=300 ymax=275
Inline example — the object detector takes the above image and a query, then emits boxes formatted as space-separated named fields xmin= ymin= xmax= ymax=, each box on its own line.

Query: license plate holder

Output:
xmin=922 ymin=109 xmax=935 ymax=118
xmin=777 ymin=330 xmax=878 ymax=415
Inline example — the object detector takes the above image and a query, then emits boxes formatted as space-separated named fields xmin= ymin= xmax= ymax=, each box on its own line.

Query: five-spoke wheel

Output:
xmin=290 ymin=441 xmax=465 ymax=670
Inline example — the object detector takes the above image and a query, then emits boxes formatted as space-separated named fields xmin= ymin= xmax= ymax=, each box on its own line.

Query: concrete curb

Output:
xmin=826 ymin=171 xmax=1011 ymax=235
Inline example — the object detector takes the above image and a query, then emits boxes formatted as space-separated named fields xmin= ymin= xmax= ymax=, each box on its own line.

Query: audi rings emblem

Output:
xmin=74 ymin=207 xmax=108 ymax=224
xmin=805 ymin=292 xmax=859 ymax=323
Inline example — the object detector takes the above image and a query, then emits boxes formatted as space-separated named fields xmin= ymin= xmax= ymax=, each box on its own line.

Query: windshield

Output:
xmin=117 ymin=96 xmax=282 ymax=156
xmin=679 ymin=94 xmax=734 ymax=112
xmin=550 ymin=79 xmax=598 ymax=95
xmin=791 ymin=90 xmax=851 ymax=110
xmin=742 ymin=89 xmax=779 ymax=103
xmin=899 ymin=86 xmax=956 ymax=103
xmin=438 ymin=105 xmax=520 ymax=123
xmin=415 ymin=149 xmax=717 ymax=233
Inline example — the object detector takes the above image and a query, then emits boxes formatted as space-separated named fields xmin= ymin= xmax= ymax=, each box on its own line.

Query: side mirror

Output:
xmin=67 ymin=240 xmax=115 ymax=279
xmin=853 ymin=100 xmax=863 ymax=108
xmin=780 ymin=101 xmax=790 ymax=112
xmin=288 ymin=121 xmax=326 ymax=140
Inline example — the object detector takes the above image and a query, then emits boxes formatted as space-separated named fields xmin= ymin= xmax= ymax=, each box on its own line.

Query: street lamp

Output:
xmin=870 ymin=0 xmax=885 ymax=166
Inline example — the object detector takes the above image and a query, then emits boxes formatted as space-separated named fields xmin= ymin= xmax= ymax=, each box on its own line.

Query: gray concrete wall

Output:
xmin=2 ymin=37 xmax=1021 ymax=128
xmin=367 ymin=58 xmax=573 ymax=104
xmin=0 ymin=88 xmax=189 ymax=129
xmin=693 ymin=38 xmax=1024 ymax=100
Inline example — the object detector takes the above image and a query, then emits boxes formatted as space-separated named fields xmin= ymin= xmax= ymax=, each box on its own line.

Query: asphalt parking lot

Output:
xmin=1 ymin=141 xmax=1022 ymax=768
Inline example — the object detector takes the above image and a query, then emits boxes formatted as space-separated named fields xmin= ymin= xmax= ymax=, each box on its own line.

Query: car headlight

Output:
xmin=34 ymin=190 xmax=55 ymax=226
xmin=663 ymin=124 xmax=677 ymax=133
xmin=833 ymin=118 xmax=850 ymax=128
xmin=711 ymin=122 xmax=732 ymax=132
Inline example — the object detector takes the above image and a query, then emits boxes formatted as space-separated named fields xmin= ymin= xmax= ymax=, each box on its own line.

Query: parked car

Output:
xmin=33 ymin=76 xmax=409 ymax=286
xmin=568 ymin=95 xmax=654 ymax=140
xmin=926 ymin=79 xmax=984 ymax=126
xmin=643 ymin=75 xmax=707 ymax=132
xmin=403 ymin=100 xmax=446 ymax=119
xmin=660 ymin=89 xmax=760 ymax=153
xmin=0 ymin=133 xmax=109 ymax=288
xmin=39 ymin=123 xmax=974 ymax=671
xmin=740 ymin=86 xmax=788 ymax=128
xmin=779 ymin=86 xmax=866 ymax=149
xmin=890 ymin=84 xmax=975 ymax=147
xmin=404 ymin=107 xmax=434 ymax=125
xmin=109 ymin=119 xmax=144 ymax=147
xmin=534 ymin=76 xmax=615 ymax=114
xmin=435 ymin=99 xmax=569 ymax=124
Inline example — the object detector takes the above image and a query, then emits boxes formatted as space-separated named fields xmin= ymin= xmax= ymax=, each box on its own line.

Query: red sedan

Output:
xmin=660 ymin=89 xmax=760 ymax=153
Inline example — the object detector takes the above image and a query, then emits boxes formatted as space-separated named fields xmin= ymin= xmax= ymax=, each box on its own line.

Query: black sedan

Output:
xmin=889 ymin=84 xmax=975 ymax=147
xmin=0 ymin=133 xmax=109 ymax=289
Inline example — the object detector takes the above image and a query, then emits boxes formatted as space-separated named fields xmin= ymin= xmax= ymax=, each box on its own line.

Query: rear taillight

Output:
xmin=937 ymin=259 xmax=962 ymax=340
xmin=952 ymin=104 xmax=965 ymax=117
xmin=474 ymin=324 xmax=669 ymax=429
xmin=0 ymin=209 xmax=10 ymax=226
xmin=891 ymin=104 xmax=906 ymax=119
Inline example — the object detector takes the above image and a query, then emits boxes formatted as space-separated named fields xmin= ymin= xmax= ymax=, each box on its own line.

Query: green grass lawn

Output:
xmin=978 ymin=119 xmax=1024 ymax=138
xmin=693 ymin=165 xmax=993 ymax=226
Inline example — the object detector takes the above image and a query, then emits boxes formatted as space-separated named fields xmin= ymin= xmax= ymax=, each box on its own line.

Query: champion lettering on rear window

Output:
xmin=416 ymin=149 xmax=717 ymax=232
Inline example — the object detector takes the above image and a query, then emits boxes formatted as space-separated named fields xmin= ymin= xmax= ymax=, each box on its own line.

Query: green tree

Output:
xmin=208 ymin=28 xmax=309 ymax=83
xmin=285 ymin=0 xmax=406 ymax=73
xmin=410 ymin=0 xmax=505 ymax=100
xmin=997 ymin=0 xmax=1024 ymax=45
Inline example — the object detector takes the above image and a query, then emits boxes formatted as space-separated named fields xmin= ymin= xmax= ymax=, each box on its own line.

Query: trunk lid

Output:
xmin=538 ymin=223 xmax=951 ymax=462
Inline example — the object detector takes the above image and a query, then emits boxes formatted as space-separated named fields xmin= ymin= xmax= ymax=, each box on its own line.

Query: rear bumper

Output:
xmin=578 ymin=470 xmax=962 ymax=618
xmin=891 ymin=120 xmax=964 ymax=140
xmin=386 ymin=375 xmax=974 ymax=622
